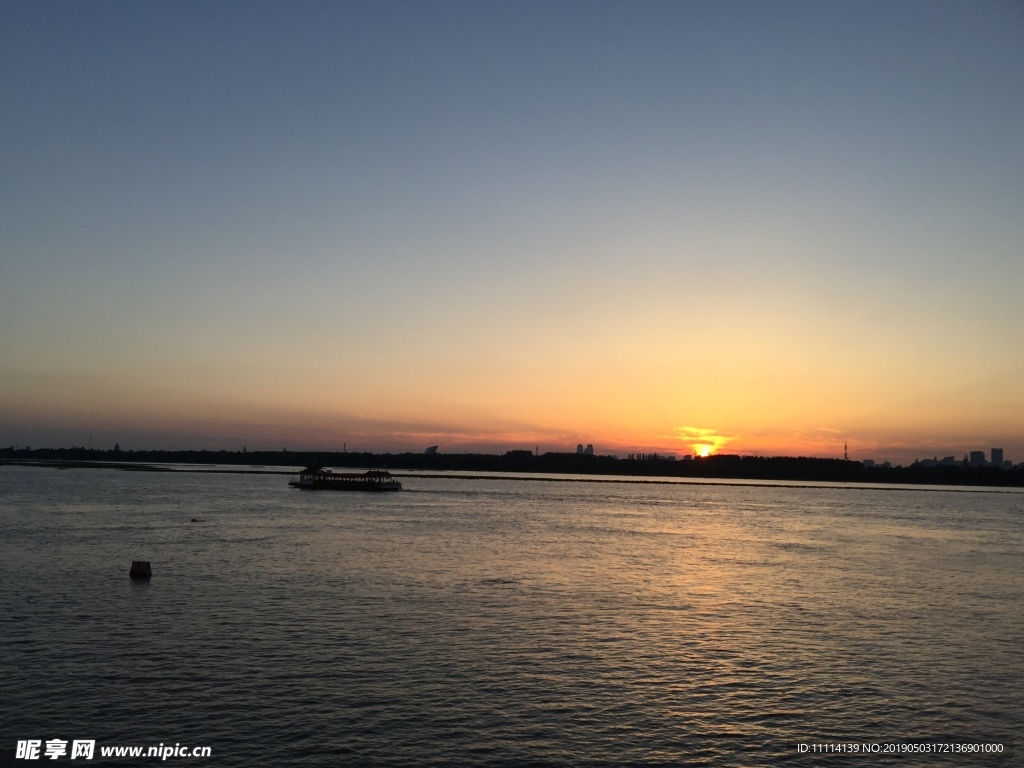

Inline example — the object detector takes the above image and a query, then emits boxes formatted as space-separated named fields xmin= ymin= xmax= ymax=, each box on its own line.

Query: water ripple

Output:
xmin=0 ymin=467 xmax=1020 ymax=765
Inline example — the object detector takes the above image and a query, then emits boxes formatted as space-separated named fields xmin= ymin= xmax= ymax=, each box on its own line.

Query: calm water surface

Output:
xmin=1 ymin=466 xmax=1021 ymax=766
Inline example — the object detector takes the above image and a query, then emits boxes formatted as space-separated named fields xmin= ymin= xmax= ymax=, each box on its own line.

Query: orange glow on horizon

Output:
xmin=674 ymin=426 xmax=733 ymax=459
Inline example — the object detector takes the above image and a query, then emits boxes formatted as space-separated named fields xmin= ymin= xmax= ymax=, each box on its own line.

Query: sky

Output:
xmin=2 ymin=0 xmax=1023 ymax=464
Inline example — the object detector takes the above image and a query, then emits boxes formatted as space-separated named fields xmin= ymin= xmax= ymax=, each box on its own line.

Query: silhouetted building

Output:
xmin=918 ymin=456 xmax=960 ymax=468
xmin=992 ymin=448 xmax=1003 ymax=467
xmin=584 ymin=444 xmax=594 ymax=455
xmin=425 ymin=446 xmax=438 ymax=455
xmin=969 ymin=451 xmax=986 ymax=467
xmin=577 ymin=444 xmax=584 ymax=454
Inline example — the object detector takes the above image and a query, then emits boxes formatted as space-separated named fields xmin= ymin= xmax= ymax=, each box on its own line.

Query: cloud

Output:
xmin=674 ymin=426 xmax=734 ymax=456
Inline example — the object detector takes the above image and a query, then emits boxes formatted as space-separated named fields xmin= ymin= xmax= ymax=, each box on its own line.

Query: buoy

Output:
xmin=129 ymin=561 xmax=152 ymax=579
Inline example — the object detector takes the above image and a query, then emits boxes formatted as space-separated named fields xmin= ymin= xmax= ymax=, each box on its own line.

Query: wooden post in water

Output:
xmin=129 ymin=561 xmax=152 ymax=579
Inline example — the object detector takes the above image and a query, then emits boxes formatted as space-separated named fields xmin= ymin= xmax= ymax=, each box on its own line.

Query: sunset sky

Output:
xmin=2 ymin=1 xmax=1023 ymax=464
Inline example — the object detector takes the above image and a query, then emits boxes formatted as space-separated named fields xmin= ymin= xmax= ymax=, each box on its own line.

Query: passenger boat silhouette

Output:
xmin=289 ymin=464 xmax=402 ymax=492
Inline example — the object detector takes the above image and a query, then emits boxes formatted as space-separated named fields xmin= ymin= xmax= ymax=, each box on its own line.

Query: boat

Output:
xmin=289 ymin=464 xmax=402 ymax=492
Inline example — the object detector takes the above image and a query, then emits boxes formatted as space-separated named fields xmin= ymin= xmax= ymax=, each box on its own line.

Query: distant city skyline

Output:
xmin=2 ymin=430 xmax=1017 ymax=469
xmin=2 ymin=2 xmax=1022 ymax=467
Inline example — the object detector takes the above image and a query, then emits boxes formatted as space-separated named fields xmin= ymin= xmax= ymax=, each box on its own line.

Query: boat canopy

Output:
xmin=297 ymin=466 xmax=393 ymax=479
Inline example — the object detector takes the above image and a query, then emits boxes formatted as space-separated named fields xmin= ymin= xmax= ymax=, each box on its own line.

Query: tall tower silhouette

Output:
xmin=844 ymin=441 xmax=848 ymax=460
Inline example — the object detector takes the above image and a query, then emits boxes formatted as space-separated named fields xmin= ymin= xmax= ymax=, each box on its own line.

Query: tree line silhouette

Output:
xmin=2 ymin=445 xmax=1022 ymax=487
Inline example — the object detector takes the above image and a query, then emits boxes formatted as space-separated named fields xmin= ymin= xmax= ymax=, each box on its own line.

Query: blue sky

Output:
xmin=2 ymin=1 xmax=1023 ymax=462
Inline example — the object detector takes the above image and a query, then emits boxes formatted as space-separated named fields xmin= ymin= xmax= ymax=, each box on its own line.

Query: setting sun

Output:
xmin=676 ymin=427 xmax=731 ymax=459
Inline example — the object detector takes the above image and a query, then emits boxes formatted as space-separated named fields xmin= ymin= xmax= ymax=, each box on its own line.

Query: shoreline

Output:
xmin=4 ymin=458 xmax=1023 ymax=494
